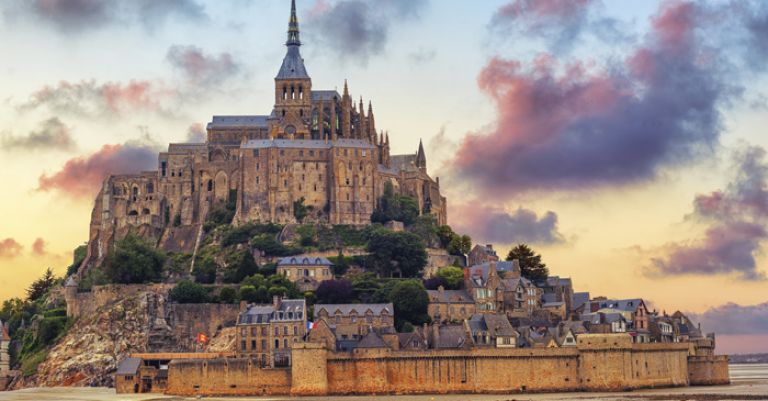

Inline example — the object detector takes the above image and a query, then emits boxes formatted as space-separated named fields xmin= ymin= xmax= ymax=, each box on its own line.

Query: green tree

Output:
xmin=436 ymin=225 xmax=456 ymax=249
xmin=389 ymin=280 xmax=430 ymax=330
xmin=371 ymin=181 xmax=419 ymax=225
xmin=293 ymin=197 xmax=309 ymax=223
xmin=367 ymin=229 xmax=427 ymax=278
xmin=331 ymin=249 xmax=349 ymax=276
xmin=26 ymin=268 xmax=57 ymax=302
xmin=66 ymin=245 xmax=87 ymax=277
xmin=102 ymin=234 xmax=166 ymax=284
xmin=350 ymin=272 xmax=381 ymax=303
xmin=410 ymin=215 xmax=439 ymax=247
xmin=218 ymin=287 xmax=239 ymax=303
xmin=223 ymin=250 xmax=259 ymax=283
xmin=193 ymin=255 xmax=218 ymax=284
xmin=505 ymin=244 xmax=549 ymax=281
xmin=169 ymin=280 xmax=209 ymax=303
xmin=435 ymin=266 xmax=464 ymax=289
xmin=448 ymin=234 xmax=472 ymax=256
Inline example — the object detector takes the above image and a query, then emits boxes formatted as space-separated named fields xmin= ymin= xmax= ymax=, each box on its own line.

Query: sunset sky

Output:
xmin=0 ymin=0 xmax=766 ymax=354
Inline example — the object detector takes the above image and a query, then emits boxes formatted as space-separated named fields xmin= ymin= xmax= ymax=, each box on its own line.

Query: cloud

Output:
xmin=37 ymin=142 xmax=158 ymax=199
xmin=451 ymin=203 xmax=565 ymax=245
xmin=18 ymin=79 xmax=177 ymax=118
xmin=185 ymin=123 xmax=206 ymax=143
xmin=688 ymin=302 xmax=768 ymax=335
xmin=166 ymin=45 xmax=239 ymax=85
xmin=450 ymin=1 xmax=768 ymax=196
xmin=306 ymin=0 xmax=427 ymax=63
xmin=648 ymin=145 xmax=768 ymax=281
xmin=1 ymin=117 xmax=76 ymax=151
xmin=5 ymin=0 xmax=206 ymax=33
xmin=31 ymin=237 xmax=47 ymax=256
xmin=0 ymin=238 xmax=23 ymax=259
xmin=491 ymin=0 xmax=626 ymax=52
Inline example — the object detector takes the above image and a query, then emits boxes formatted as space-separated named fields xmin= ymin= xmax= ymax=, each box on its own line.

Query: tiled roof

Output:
xmin=239 ymin=299 xmax=306 ymax=324
xmin=276 ymin=45 xmax=309 ymax=79
xmin=572 ymin=292 xmax=590 ymax=311
xmin=468 ymin=314 xmax=517 ymax=337
xmin=311 ymin=90 xmax=340 ymax=101
xmin=116 ymin=357 xmax=141 ymax=375
xmin=426 ymin=289 xmax=473 ymax=304
xmin=277 ymin=256 xmax=332 ymax=266
xmin=436 ymin=324 xmax=468 ymax=349
xmin=314 ymin=303 xmax=394 ymax=319
xmin=589 ymin=299 xmax=645 ymax=313
xmin=207 ymin=115 xmax=269 ymax=129
xmin=355 ymin=331 xmax=388 ymax=349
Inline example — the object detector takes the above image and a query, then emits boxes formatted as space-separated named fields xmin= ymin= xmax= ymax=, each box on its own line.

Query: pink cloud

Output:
xmin=0 ymin=238 xmax=23 ymax=259
xmin=31 ymin=237 xmax=47 ymax=256
xmin=37 ymin=143 xmax=157 ymax=199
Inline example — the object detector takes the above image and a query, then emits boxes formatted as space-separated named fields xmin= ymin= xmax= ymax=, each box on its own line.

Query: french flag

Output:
xmin=307 ymin=321 xmax=315 ymax=331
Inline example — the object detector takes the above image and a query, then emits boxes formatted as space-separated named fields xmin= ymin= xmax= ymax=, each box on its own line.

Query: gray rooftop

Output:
xmin=426 ymin=288 xmax=473 ymax=304
xmin=242 ymin=138 xmax=375 ymax=150
xmin=276 ymin=45 xmax=310 ymax=80
xmin=435 ymin=324 xmax=468 ymax=349
xmin=354 ymin=331 xmax=388 ymax=349
xmin=277 ymin=256 xmax=332 ymax=266
xmin=207 ymin=115 xmax=269 ymax=130
xmin=239 ymin=299 xmax=306 ymax=324
xmin=314 ymin=303 xmax=393 ymax=319
xmin=311 ymin=90 xmax=340 ymax=101
xmin=116 ymin=357 xmax=141 ymax=375
xmin=468 ymin=314 xmax=517 ymax=337
xmin=572 ymin=292 xmax=590 ymax=311
xmin=589 ymin=299 xmax=645 ymax=313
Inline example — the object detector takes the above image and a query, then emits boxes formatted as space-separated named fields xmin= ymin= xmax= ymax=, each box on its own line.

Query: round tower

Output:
xmin=64 ymin=276 xmax=78 ymax=318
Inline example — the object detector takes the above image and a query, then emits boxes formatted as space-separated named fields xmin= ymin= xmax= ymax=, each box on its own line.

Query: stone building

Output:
xmin=311 ymin=303 xmax=394 ymax=342
xmin=466 ymin=314 xmax=518 ymax=348
xmin=235 ymin=297 xmax=307 ymax=367
xmin=276 ymin=256 xmax=333 ymax=291
xmin=581 ymin=298 xmax=650 ymax=343
xmin=465 ymin=261 xmax=542 ymax=317
xmin=78 ymin=0 xmax=447 ymax=272
xmin=467 ymin=244 xmax=499 ymax=267
xmin=426 ymin=285 xmax=475 ymax=323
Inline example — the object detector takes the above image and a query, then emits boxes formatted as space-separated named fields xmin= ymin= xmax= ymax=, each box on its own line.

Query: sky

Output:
xmin=0 ymin=0 xmax=766 ymax=354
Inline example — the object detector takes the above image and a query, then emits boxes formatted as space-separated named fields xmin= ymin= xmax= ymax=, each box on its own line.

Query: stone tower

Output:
xmin=273 ymin=0 xmax=312 ymax=139
xmin=64 ymin=276 xmax=79 ymax=319
xmin=0 ymin=319 xmax=10 ymax=372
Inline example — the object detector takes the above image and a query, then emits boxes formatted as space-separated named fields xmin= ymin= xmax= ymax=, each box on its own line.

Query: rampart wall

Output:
xmin=164 ymin=334 xmax=727 ymax=396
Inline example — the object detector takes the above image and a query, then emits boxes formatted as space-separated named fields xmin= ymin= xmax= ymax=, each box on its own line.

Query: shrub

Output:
xmin=218 ymin=287 xmax=239 ymax=304
xmin=193 ymin=255 xmax=218 ymax=284
xmin=315 ymin=280 xmax=354 ymax=304
xmin=169 ymin=280 xmax=209 ymax=303
xmin=223 ymin=251 xmax=259 ymax=283
xmin=389 ymin=280 xmax=430 ymax=330
xmin=102 ymin=234 xmax=166 ymax=284
xmin=366 ymin=229 xmax=427 ymax=278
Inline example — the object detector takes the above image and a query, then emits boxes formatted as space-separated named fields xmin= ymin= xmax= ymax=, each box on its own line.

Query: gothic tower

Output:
xmin=273 ymin=0 xmax=312 ymax=139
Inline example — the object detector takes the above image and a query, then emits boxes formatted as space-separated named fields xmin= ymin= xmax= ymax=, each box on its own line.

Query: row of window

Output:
xmin=240 ymin=324 xmax=301 ymax=337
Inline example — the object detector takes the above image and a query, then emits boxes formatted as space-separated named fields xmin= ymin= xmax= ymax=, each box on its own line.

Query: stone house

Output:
xmin=235 ymin=297 xmax=307 ymax=367
xmin=465 ymin=261 xmax=542 ymax=317
xmin=466 ymin=314 xmax=518 ymax=348
xmin=425 ymin=322 xmax=471 ymax=349
xmin=467 ymin=244 xmax=499 ymax=267
xmin=0 ymin=320 xmax=9 ymax=373
xmin=397 ymin=331 xmax=428 ymax=350
xmin=581 ymin=311 xmax=628 ymax=334
xmin=276 ymin=255 xmax=333 ymax=291
xmin=538 ymin=276 xmax=574 ymax=315
xmin=426 ymin=286 xmax=475 ymax=323
xmin=312 ymin=303 xmax=394 ymax=341
xmin=582 ymin=298 xmax=650 ymax=343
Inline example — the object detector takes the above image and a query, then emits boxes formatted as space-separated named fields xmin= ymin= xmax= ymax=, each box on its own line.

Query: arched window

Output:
xmin=283 ymin=338 xmax=288 ymax=348
xmin=303 ymin=269 xmax=309 ymax=277
xmin=291 ymin=86 xmax=295 ymax=100
xmin=283 ymin=86 xmax=287 ymax=100
xmin=299 ymin=86 xmax=303 ymax=100
xmin=207 ymin=180 xmax=213 ymax=192
xmin=146 ymin=182 xmax=154 ymax=194
xmin=275 ymin=339 xmax=280 ymax=349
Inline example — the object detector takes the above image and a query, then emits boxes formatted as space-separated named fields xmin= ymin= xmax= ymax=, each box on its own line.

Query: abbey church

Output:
xmin=80 ymin=0 xmax=447 ymax=269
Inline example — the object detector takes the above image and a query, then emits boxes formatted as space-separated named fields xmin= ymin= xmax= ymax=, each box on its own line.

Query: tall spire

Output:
xmin=416 ymin=138 xmax=426 ymax=170
xmin=287 ymin=0 xmax=301 ymax=47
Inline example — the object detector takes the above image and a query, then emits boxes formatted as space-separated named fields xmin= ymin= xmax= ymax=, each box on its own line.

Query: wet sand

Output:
xmin=1 ymin=365 xmax=766 ymax=401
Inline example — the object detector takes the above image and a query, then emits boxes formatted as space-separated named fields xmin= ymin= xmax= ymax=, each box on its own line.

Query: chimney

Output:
xmin=486 ymin=244 xmax=493 ymax=250
xmin=273 ymin=295 xmax=281 ymax=309
xmin=512 ymin=259 xmax=520 ymax=272
xmin=239 ymin=300 xmax=247 ymax=312
xmin=489 ymin=261 xmax=497 ymax=277
xmin=438 ymin=285 xmax=445 ymax=295
xmin=431 ymin=320 xmax=440 ymax=349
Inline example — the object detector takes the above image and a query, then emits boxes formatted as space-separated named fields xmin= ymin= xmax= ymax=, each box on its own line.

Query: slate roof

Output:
xmin=397 ymin=331 xmax=426 ymax=349
xmin=468 ymin=314 xmax=517 ymax=337
xmin=426 ymin=289 xmax=473 ymax=304
xmin=239 ymin=299 xmax=306 ymax=324
xmin=466 ymin=261 xmax=521 ymax=288
xmin=572 ymin=292 xmax=590 ymax=311
xmin=116 ymin=357 xmax=141 ymax=375
xmin=589 ymin=299 xmax=646 ymax=313
xmin=276 ymin=45 xmax=310 ymax=79
xmin=207 ymin=115 xmax=269 ymax=130
xmin=311 ymin=90 xmax=340 ymax=101
xmin=314 ymin=303 xmax=394 ymax=319
xmin=435 ymin=324 xmax=468 ymax=349
xmin=581 ymin=312 xmax=627 ymax=325
xmin=242 ymin=138 xmax=375 ymax=150
xmin=277 ymin=256 xmax=332 ymax=266
xmin=354 ymin=331 xmax=388 ymax=349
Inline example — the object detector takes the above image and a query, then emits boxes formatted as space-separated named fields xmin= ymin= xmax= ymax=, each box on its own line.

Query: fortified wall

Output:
xmin=162 ymin=334 xmax=729 ymax=396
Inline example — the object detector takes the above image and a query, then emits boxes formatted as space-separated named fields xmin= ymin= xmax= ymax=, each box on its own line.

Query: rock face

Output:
xmin=34 ymin=292 xmax=155 ymax=387
xmin=23 ymin=286 xmax=241 ymax=389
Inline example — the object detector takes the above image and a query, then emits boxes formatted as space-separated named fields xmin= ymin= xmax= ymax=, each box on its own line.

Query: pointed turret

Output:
xmin=416 ymin=138 xmax=427 ymax=171
xmin=367 ymin=101 xmax=376 ymax=141
xmin=343 ymin=79 xmax=349 ymax=98
xmin=276 ymin=0 xmax=309 ymax=80
xmin=287 ymin=0 xmax=300 ymax=46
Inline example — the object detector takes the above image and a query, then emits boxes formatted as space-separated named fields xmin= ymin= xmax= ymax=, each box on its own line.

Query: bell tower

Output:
xmin=273 ymin=0 xmax=312 ymax=139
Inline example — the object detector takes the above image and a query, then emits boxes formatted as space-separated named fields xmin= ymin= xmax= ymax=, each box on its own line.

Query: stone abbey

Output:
xmin=80 ymin=0 xmax=446 ymax=269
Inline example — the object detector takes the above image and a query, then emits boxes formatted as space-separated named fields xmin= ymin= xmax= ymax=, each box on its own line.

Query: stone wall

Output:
xmin=688 ymin=355 xmax=730 ymax=385
xmin=162 ymin=334 xmax=728 ymax=396
xmin=166 ymin=358 xmax=291 ymax=396
xmin=167 ymin=303 xmax=240 ymax=347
